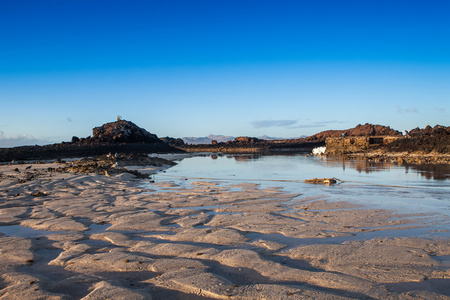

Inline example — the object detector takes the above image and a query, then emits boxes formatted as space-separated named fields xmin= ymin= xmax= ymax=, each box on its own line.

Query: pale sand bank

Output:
xmin=0 ymin=162 xmax=449 ymax=299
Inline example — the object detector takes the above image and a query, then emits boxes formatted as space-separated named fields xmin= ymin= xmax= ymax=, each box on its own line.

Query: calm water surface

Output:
xmin=154 ymin=154 xmax=450 ymax=218
xmin=1 ymin=154 xmax=448 ymax=239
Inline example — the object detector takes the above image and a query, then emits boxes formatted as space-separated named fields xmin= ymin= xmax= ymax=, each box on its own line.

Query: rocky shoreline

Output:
xmin=0 ymin=120 xmax=183 ymax=163
xmin=324 ymin=125 xmax=450 ymax=165
xmin=0 ymin=142 xmax=182 ymax=163
xmin=177 ymin=123 xmax=403 ymax=154
xmin=334 ymin=152 xmax=450 ymax=165
xmin=1 ymin=121 xmax=448 ymax=165
xmin=180 ymin=141 xmax=325 ymax=154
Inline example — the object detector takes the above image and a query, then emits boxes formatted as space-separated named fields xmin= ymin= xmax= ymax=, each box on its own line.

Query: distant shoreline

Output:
xmin=2 ymin=122 xmax=448 ymax=164
xmin=2 ymin=142 xmax=449 ymax=165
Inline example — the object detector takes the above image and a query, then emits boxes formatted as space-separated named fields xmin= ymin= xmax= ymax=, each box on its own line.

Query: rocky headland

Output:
xmin=0 ymin=120 xmax=183 ymax=162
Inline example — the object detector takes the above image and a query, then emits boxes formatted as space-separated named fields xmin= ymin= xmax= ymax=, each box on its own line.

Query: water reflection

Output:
xmin=230 ymin=154 xmax=302 ymax=162
xmin=410 ymin=164 xmax=450 ymax=180
xmin=318 ymin=158 xmax=394 ymax=174
xmin=322 ymin=158 xmax=450 ymax=180
xmin=232 ymin=154 xmax=263 ymax=162
xmin=221 ymin=154 xmax=449 ymax=181
xmin=156 ymin=154 xmax=449 ymax=217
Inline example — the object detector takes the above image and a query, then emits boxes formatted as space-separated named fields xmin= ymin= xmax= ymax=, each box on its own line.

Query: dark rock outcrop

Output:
xmin=305 ymin=123 xmax=401 ymax=142
xmin=182 ymin=134 xmax=235 ymax=145
xmin=92 ymin=120 xmax=161 ymax=143
xmin=228 ymin=137 xmax=262 ymax=144
xmin=61 ymin=153 xmax=176 ymax=177
xmin=408 ymin=125 xmax=449 ymax=137
xmin=161 ymin=137 xmax=186 ymax=147
xmin=385 ymin=125 xmax=449 ymax=154
xmin=324 ymin=124 xmax=450 ymax=164
xmin=0 ymin=120 xmax=183 ymax=162
xmin=181 ymin=135 xmax=323 ymax=153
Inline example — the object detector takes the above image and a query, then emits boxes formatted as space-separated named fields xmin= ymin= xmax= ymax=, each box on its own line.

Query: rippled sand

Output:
xmin=1 ymin=162 xmax=449 ymax=299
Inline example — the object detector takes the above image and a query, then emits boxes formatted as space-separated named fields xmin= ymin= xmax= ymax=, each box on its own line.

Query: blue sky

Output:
xmin=1 ymin=0 xmax=449 ymax=147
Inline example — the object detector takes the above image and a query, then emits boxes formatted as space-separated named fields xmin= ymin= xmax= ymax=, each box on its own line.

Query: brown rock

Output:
xmin=92 ymin=120 xmax=161 ymax=144
xmin=31 ymin=191 xmax=46 ymax=197
xmin=306 ymin=123 xmax=402 ymax=143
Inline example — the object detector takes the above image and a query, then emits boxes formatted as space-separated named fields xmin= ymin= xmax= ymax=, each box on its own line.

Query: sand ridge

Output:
xmin=0 ymin=162 xmax=450 ymax=299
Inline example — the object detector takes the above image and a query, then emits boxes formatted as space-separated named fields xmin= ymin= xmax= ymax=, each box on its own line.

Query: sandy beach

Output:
xmin=1 ymin=160 xmax=450 ymax=299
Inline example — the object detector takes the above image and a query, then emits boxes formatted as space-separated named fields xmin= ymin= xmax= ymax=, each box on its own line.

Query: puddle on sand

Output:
xmin=434 ymin=255 xmax=450 ymax=267
xmin=165 ymin=223 xmax=182 ymax=228
xmin=0 ymin=225 xmax=68 ymax=238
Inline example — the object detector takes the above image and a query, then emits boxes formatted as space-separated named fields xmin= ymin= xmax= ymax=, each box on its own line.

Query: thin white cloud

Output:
xmin=251 ymin=120 xmax=298 ymax=129
xmin=405 ymin=108 xmax=418 ymax=113
xmin=288 ymin=120 xmax=345 ymax=129
xmin=397 ymin=106 xmax=418 ymax=114
xmin=0 ymin=131 xmax=51 ymax=148
xmin=251 ymin=119 xmax=345 ymax=129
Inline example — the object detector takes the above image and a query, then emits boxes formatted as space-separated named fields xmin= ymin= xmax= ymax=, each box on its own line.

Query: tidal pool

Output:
xmin=152 ymin=154 xmax=450 ymax=218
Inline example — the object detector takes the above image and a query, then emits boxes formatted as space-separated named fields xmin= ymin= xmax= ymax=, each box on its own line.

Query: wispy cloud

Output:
xmin=0 ymin=131 xmax=51 ymax=148
xmin=250 ymin=120 xmax=297 ymax=129
xmin=250 ymin=119 xmax=345 ymax=130
xmin=397 ymin=106 xmax=418 ymax=114
xmin=289 ymin=120 xmax=345 ymax=129
xmin=434 ymin=107 xmax=446 ymax=113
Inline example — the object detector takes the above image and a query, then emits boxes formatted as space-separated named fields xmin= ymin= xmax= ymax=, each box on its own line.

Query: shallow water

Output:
xmin=0 ymin=223 xmax=110 ymax=238
xmin=2 ymin=154 xmax=448 ymax=240
xmin=0 ymin=225 xmax=67 ymax=238
xmin=153 ymin=154 xmax=450 ymax=218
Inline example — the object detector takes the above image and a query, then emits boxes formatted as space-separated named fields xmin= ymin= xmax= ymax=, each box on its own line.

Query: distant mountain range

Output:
xmin=182 ymin=134 xmax=308 ymax=145
xmin=182 ymin=135 xmax=234 ymax=145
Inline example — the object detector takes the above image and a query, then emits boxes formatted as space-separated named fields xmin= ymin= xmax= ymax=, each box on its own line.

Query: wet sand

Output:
xmin=1 ymin=162 xmax=450 ymax=299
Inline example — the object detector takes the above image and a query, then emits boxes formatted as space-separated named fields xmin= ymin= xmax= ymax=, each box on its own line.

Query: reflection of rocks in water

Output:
xmin=322 ymin=158 xmax=449 ymax=180
xmin=232 ymin=154 xmax=304 ymax=162
xmin=233 ymin=155 xmax=262 ymax=162
xmin=351 ymin=160 xmax=393 ymax=174
xmin=321 ymin=158 xmax=392 ymax=174
xmin=409 ymin=164 xmax=450 ymax=180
